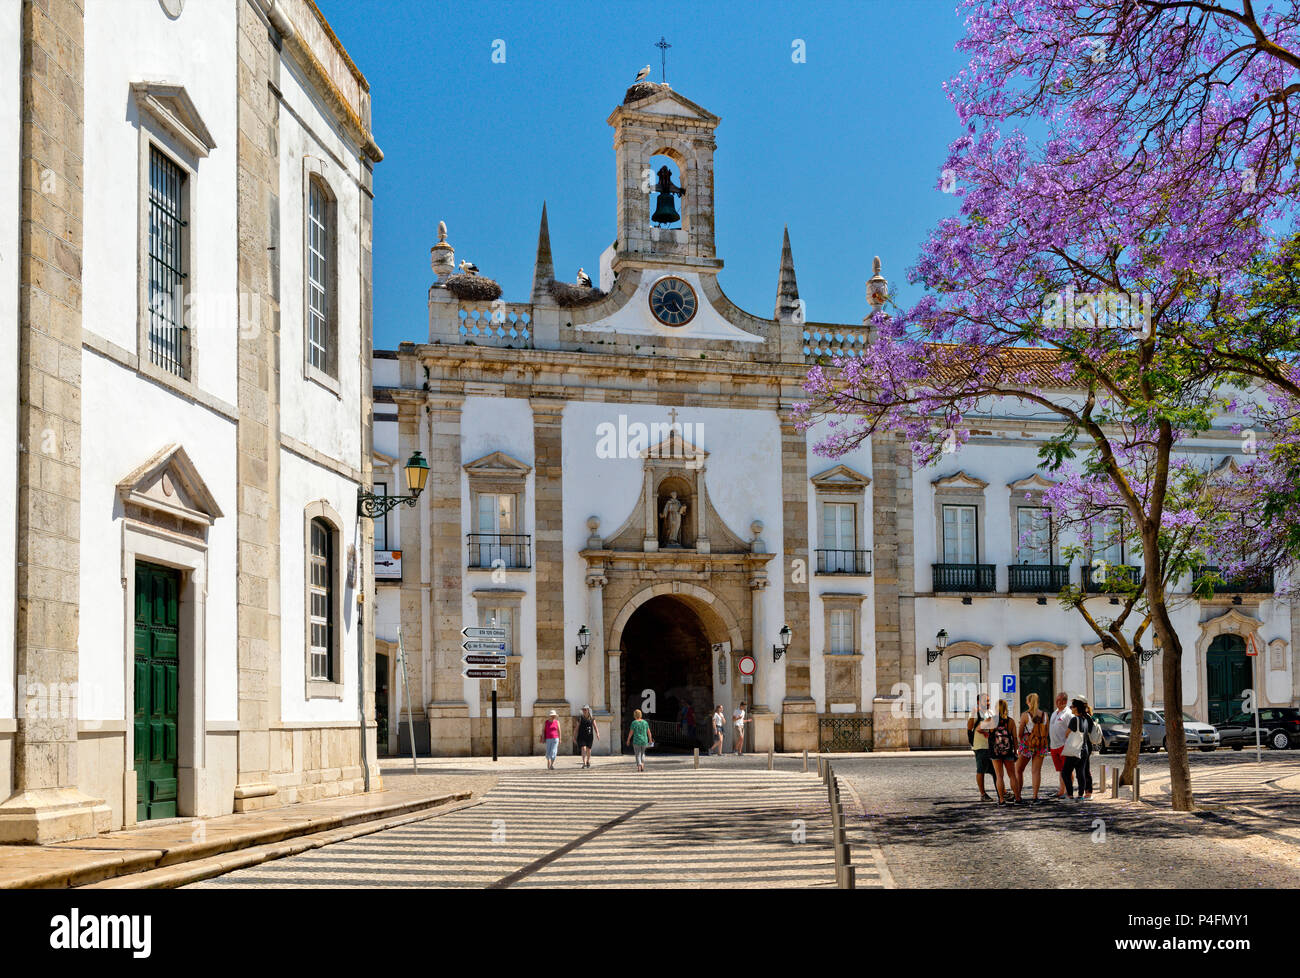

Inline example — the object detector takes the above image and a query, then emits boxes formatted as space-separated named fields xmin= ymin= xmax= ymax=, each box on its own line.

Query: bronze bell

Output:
xmin=650 ymin=164 xmax=682 ymax=226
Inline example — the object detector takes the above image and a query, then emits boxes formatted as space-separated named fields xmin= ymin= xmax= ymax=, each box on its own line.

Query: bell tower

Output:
xmin=607 ymin=84 xmax=722 ymax=275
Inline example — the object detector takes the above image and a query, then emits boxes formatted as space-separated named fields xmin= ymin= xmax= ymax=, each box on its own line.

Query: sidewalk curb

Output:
xmin=836 ymin=775 xmax=896 ymax=889
xmin=5 ymin=791 xmax=472 ymax=890
xmin=80 ymin=796 xmax=486 ymax=889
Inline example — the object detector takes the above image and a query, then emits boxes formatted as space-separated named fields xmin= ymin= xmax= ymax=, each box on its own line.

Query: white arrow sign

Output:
xmin=462 ymin=653 xmax=508 ymax=667
xmin=462 ymin=640 xmax=507 ymax=653
xmin=463 ymin=668 xmax=507 ymax=680
xmin=462 ymin=626 xmax=507 ymax=641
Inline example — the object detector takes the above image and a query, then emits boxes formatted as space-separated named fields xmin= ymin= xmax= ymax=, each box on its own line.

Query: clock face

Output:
xmin=649 ymin=276 xmax=698 ymax=326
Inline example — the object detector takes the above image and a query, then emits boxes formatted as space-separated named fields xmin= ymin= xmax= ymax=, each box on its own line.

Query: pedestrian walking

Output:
xmin=1048 ymin=692 xmax=1072 ymax=799
xmin=543 ymin=710 xmax=561 ymax=770
xmin=967 ymin=693 xmax=996 ymax=801
xmin=574 ymin=705 xmax=599 ymax=768
xmin=988 ymin=698 xmax=1021 ymax=804
xmin=1062 ymin=697 xmax=1099 ymax=799
xmin=1014 ymin=692 xmax=1051 ymax=802
xmin=710 ymin=704 xmax=726 ymax=755
xmin=626 ymin=708 xmax=653 ymax=771
xmin=733 ymin=702 xmax=752 ymax=756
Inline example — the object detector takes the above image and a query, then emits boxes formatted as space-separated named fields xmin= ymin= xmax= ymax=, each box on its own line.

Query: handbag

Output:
xmin=1063 ymin=718 xmax=1085 ymax=758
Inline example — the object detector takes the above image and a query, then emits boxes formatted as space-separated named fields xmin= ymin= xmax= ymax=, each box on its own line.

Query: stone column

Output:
xmin=586 ymin=571 xmax=607 ymax=712
xmin=0 ymin=0 xmax=111 ymax=843
xmin=426 ymin=394 xmax=469 ymax=755
xmin=607 ymin=651 xmax=621 ymax=755
xmin=749 ymin=575 xmax=769 ymax=711
xmin=394 ymin=389 xmax=428 ymax=754
xmin=871 ymin=432 xmax=916 ymax=694
xmin=531 ymin=398 xmax=569 ymax=714
xmin=778 ymin=407 xmax=817 ymax=751
xmin=231 ymin=1 xmax=283 ymax=812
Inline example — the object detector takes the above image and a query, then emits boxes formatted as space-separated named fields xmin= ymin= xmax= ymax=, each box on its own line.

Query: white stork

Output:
xmin=576 ymin=267 xmax=592 ymax=288
xmin=458 ymin=259 xmax=479 ymax=276
xmin=634 ymin=65 xmax=650 ymax=82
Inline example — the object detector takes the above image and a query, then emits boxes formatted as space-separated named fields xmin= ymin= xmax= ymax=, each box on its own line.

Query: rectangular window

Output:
xmin=309 ymin=519 xmax=333 ymax=681
xmin=1095 ymin=508 xmax=1124 ymax=567
xmin=821 ymin=502 xmax=856 ymax=572
xmin=373 ymin=481 xmax=388 ymax=551
xmin=942 ymin=505 xmax=977 ymax=563
xmin=307 ymin=180 xmax=329 ymax=373
xmin=1093 ymin=655 xmax=1124 ymax=710
xmin=476 ymin=492 xmax=518 ymax=567
xmin=147 ymin=146 xmax=187 ymax=377
xmin=828 ymin=609 xmax=854 ymax=654
xmin=1016 ymin=507 xmax=1052 ymax=564
xmin=480 ymin=606 xmax=514 ymax=655
xmin=947 ymin=656 xmax=982 ymax=715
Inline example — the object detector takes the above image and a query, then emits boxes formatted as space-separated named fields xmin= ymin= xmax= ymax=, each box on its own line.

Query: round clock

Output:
xmin=649 ymin=276 xmax=698 ymax=327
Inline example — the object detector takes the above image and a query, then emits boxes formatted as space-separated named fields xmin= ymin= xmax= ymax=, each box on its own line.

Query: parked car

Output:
xmin=1116 ymin=709 xmax=1165 ymax=752
xmin=1152 ymin=708 xmax=1219 ymax=752
xmin=1215 ymin=708 xmax=1300 ymax=751
xmin=1092 ymin=712 xmax=1150 ymax=753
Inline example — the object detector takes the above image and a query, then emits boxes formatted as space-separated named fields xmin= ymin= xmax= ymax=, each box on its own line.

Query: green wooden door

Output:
xmin=134 ymin=562 xmax=180 ymax=821
xmin=1019 ymin=654 xmax=1054 ymax=716
xmin=1207 ymin=634 xmax=1251 ymax=725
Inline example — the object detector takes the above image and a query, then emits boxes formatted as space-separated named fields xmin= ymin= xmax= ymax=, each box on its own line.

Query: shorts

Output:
xmin=1049 ymin=747 xmax=1065 ymax=771
xmin=634 ymin=745 xmax=647 ymax=766
xmin=1017 ymin=743 xmax=1049 ymax=759
xmin=973 ymin=748 xmax=994 ymax=776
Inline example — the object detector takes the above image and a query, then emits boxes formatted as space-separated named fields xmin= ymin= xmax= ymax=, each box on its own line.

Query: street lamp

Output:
xmin=772 ymin=623 xmax=792 ymax=662
xmin=1139 ymin=639 xmax=1159 ymax=664
xmin=357 ymin=452 xmax=430 ymax=519
xmin=926 ymin=628 xmax=949 ymax=665
xmin=575 ymin=625 xmax=591 ymax=664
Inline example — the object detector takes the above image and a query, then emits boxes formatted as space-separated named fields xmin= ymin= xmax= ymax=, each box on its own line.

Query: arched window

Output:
xmin=303 ymin=164 xmax=338 ymax=385
xmin=308 ymin=516 xmax=335 ymax=682
xmin=1093 ymin=653 xmax=1123 ymax=710
xmin=947 ymin=655 xmax=982 ymax=715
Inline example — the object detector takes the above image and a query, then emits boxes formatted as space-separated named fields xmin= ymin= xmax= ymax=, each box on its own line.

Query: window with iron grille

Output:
xmin=148 ymin=146 xmax=188 ymax=377
xmin=309 ymin=518 xmax=334 ymax=681
xmin=307 ymin=179 xmax=330 ymax=374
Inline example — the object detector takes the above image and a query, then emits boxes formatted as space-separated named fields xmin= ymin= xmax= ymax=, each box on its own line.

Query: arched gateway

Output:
xmin=607 ymin=583 xmax=747 ymax=753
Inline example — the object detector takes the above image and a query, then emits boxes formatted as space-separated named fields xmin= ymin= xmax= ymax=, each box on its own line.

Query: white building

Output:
xmin=0 ymin=0 xmax=381 ymax=842
xmin=373 ymin=83 xmax=1297 ymax=756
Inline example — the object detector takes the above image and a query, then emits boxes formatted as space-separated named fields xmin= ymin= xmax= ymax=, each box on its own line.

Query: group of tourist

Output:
xmin=968 ymin=690 xmax=1101 ymax=804
xmin=540 ymin=703 xmax=757 ymax=772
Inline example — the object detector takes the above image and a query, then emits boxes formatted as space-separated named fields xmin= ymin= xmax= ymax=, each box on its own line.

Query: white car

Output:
xmin=1153 ymin=709 xmax=1219 ymax=752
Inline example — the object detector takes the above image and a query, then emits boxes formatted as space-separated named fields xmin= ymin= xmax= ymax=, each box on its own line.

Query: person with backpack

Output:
xmin=1062 ymin=697 xmax=1101 ymax=798
xmin=625 ymin=708 xmax=654 ymax=771
xmin=967 ymin=693 xmax=996 ymax=802
xmin=1014 ymin=692 xmax=1051 ymax=803
xmin=988 ymin=698 xmax=1021 ymax=805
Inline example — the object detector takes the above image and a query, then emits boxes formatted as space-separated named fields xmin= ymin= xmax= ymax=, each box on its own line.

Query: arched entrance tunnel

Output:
xmin=620 ymin=595 xmax=716 ymax=752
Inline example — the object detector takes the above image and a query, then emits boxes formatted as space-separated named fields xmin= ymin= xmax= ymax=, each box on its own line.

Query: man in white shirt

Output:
xmin=1048 ymin=692 xmax=1073 ymax=799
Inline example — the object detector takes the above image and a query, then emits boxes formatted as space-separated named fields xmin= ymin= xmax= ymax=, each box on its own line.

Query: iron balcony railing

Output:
xmin=1193 ymin=565 xmax=1274 ymax=595
xmin=466 ymin=533 xmax=532 ymax=570
xmin=1083 ymin=564 xmax=1140 ymax=593
xmin=815 ymin=549 xmax=873 ymax=575
xmin=933 ymin=563 xmax=997 ymax=593
xmin=1007 ymin=564 xmax=1071 ymax=593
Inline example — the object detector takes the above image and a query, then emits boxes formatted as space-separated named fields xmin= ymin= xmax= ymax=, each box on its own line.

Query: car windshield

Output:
xmin=1095 ymin=714 xmax=1120 ymax=724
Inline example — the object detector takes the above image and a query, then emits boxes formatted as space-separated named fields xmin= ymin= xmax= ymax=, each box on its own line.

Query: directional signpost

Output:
xmin=464 ymin=625 xmax=508 ymax=761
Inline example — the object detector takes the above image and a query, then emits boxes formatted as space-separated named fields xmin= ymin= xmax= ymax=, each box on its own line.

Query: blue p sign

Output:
xmin=1002 ymin=674 xmax=1015 ymax=694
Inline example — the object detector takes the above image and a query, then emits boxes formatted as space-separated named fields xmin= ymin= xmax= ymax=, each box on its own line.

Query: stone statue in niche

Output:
xmin=660 ymin=491 xmax=688 ymax=547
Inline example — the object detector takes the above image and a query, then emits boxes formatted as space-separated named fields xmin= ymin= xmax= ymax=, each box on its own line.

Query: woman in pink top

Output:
xmin=543 ymin=710 xmax=561 ymax=770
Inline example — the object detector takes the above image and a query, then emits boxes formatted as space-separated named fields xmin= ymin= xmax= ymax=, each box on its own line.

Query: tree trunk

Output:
xmin=1121 ymin=652 xmax=1144 ymax=786
xmin=1155 ymin=607 xmax=1194 ymax=810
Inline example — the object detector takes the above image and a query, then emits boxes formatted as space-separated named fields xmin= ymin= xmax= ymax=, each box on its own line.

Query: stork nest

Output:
xmin=549 ymin=279 xmax=606 ymax=307
xmin=624 ymin=81 xmax=666 ymax=104
xmin=442 ymin=274 xmax=503 ymax=302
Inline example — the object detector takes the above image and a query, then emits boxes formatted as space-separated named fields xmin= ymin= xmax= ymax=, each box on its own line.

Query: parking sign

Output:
xmin=1002 ymin=674 xmax=1015 ymax=694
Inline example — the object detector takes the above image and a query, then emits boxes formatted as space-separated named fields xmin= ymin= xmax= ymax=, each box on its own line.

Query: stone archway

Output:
xmin=607 ymin=583 xmax=745 ymax=752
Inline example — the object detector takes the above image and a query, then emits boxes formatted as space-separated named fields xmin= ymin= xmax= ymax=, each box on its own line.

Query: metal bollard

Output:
xmin=693 ymin=747 xmax=699 ymax=769
xmin=1132 ymin=766 xmax=1141 ymax=803
xmin=803 ymin=749 xmax=809 ymax=772
xmin=1099 ymin=765 xmax=1107 ymax=794
xmin=844 ymin=865 xmax=856 ymax=890
xmin=767 ymin=748 xmax=774 ymax=771
xmin=1111 ymin=770 xmax=1120 ymax=799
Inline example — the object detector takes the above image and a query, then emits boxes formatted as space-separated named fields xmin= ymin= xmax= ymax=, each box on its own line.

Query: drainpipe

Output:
xmin=356 ymin=570 xmax=371 ymax=793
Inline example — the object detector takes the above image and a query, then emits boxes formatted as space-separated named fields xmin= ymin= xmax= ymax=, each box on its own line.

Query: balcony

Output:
xmin=1193 ymin=565 xmax=1274 ymax=595
xmin=1082 ymin=564 xmax=1140 ymax=593
xmin=933 ymin=563 xmax=996 ymax=593
xmin=816 ymin=549 xmax=873 ymax=575
xmin=467 ymin=533 xmax=532 ymax=570
xmin=1007 ymin=564 xmax=1071 ymax=593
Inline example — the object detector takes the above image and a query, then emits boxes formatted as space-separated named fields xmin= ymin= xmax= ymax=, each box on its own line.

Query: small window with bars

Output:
xmin=148 ymin=146 xmax=188 ymax=377
xmin=309 ymin=518 xmax=334 ymax=682
xmin=307 ymin=178 xmax=331 ymax=374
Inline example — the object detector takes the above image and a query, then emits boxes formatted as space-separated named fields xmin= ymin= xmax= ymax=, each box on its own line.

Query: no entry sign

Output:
xmin=738 ymin=655 xmax=756 ymax=677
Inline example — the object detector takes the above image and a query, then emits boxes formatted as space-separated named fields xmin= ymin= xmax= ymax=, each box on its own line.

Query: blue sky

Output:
xmin=315 ymin=0 xmax=971 ymax=350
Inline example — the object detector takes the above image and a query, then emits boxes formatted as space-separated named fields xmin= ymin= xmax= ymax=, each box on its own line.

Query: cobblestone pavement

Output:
xmin=189 ymin=761 xmax=855 ymax=889
xmin=836 ymin=751 xmax=1300 ymax=888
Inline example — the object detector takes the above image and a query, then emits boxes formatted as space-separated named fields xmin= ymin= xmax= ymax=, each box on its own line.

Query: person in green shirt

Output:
xmin=625 ymin=709 xmax=654 ymax=771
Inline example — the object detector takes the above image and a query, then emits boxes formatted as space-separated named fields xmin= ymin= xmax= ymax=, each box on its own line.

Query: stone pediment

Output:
xmin=932 ymin=470 xmax=988 ymax=491
xmin=613 ymin=87 xmax=720 ymax=125
xmin=811 ymin=464 xmax=870 ymax=493
xmin=1007 ymin=473 xmax=1056 ymax=493
xmin=131 ymin=82 xmax=217 ymax=158
xmin=464 ymin=451 xmax=532 ymax=478
xmin=117 ymin=444 xmax=222 ymax=528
